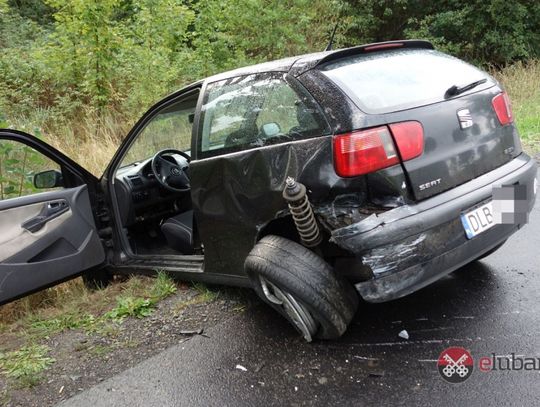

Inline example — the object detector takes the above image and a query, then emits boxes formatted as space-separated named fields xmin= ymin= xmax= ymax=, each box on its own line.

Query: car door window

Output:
xmin=198 ymin=73 xmax=330 ymax=158
xmin=120 ymin=90 xmax=199 ymax=167
xmin=0 ymin=140 xmax=62 ymax=201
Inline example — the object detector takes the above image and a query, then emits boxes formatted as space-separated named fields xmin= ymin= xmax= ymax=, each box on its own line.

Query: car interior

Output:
xmin=113 ymin=90 xmax=200 ymax=257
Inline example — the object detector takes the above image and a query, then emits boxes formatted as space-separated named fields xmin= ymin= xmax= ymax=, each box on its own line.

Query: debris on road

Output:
xmin=368 ymin=371 xmax=385 ymax=377
xmin=235 ymin=364 xmax=248 ymax=372
xmin=398 ymin=330 xmax=409 ymax=340
xmin=179 ymin=328 xmax=203 ymax=336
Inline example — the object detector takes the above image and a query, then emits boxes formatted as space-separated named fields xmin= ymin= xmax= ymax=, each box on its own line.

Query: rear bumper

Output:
xmin=331 ymin=154 xmax=537 ymax=303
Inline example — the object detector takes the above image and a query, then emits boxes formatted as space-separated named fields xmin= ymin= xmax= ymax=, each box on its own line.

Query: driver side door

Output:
xmin=0 ymin=131 xmax=105 ymax=304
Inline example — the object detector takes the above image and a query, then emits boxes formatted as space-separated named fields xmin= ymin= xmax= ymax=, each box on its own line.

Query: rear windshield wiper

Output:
xmin=444 ymin=78 xmax=487 ymax=98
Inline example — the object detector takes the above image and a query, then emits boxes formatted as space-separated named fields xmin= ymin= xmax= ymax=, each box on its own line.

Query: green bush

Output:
xmin=340 ymin=0 xmax=540 ymax=67
xmin=0 ymin=0 xmax=538 ymax=139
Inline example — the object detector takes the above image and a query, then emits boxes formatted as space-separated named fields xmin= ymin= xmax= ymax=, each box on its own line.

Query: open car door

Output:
xmin=0 ymin=130 xmax=106 ymax=304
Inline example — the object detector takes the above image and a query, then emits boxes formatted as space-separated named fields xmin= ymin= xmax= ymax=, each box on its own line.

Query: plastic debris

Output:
xmin=398 ymin=329 xmax=409 ymax=340
xmin=235 ymin=364 xmax=248 ymax=372
xmin=179 ymin=328 xmax=203 ymax=336
xmin=368 ymin=371 xmax=385 ymax=377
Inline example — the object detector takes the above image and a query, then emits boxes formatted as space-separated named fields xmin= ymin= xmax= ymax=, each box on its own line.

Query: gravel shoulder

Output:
xmin=0 ymin=280 xmax=251 ymax=407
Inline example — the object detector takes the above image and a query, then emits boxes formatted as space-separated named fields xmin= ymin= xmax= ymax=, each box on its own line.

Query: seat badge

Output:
xmin=457 ymin=109 xmax=473 ymax=129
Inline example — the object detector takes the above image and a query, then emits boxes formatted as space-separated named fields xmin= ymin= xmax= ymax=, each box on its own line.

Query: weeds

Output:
xmin=193 ymin=283 xmax=220 ymax=303
xmin=150 ymin=271 xmax=177 ymax=301
xmin=87 ymin=344 xmax=112 ymax=358
xmin=495 ymin=60 xmax=540 ymax=153
xmin=105 ymin=297 xmax=154 ymax=321
xmin=173 ymin=283 xmax=220 ymax=315
xmin=0 ymin=345 xmax=55 ymax=387
xmin=27 ymin=313 xmax=96 ymax=339
xmin=104 ymin=272 xmax=178 ymax=321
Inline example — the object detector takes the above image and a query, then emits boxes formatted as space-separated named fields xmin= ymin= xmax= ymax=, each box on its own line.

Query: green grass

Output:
xmin=104 ymin=271 xmax=177 ymax=321
xmin=0 ymin=272 xmax=179 ymax=390
xmin=192 ymin=283 xmax=220 ymax=302
xmin=87 ymin=344 xmax=112 ymax=358
xmin=149 ymin=271 xmax=177 ymax=300
xmin=0 ymin=271 xmax=179 ymax=390
xmin=105 ymin=297 xmax=154 ymax=321
xmin=27 ymin=312 xmax=96 ymax=339
xmin=495 ymin=60 xmax=540 ymax=154
xmin=0 ymin=345 xmax=55 ymax=388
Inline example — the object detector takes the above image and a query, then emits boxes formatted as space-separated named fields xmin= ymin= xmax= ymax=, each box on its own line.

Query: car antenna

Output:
xmin=325 ymin=23 xmax=339 ymax=51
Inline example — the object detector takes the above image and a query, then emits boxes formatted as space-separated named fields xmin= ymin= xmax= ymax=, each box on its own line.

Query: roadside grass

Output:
xmin=193 ymin=283 xmax=220 ymax=302
xmin=173 ymin=283 xmax=221 ymax=315
xmin=0 ymin=271 xmax=181 ymax=387
xmin=494 ymin=60 xmax=540 ymax=154
xmin=0 ymin=345 xmax=55 ymax=388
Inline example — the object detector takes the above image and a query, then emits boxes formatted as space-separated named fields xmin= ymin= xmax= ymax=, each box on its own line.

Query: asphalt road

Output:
xmin=62 ymin=178 xmax=539 ymax=407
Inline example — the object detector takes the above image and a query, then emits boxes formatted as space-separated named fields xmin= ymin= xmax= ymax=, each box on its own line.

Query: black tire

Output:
xmin=245 ymin=235 xmax=359 ymax=340
xmin=82 ymin=266 xmax=114 ymax=290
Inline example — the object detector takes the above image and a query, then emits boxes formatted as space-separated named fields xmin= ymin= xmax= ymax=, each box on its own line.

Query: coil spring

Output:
xmin=288 ymin=194 xmax=322 ymax=248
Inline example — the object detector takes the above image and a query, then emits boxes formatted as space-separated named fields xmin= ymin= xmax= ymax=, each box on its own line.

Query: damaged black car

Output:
xmin=0 ymin=40 xmax=537 ymax=341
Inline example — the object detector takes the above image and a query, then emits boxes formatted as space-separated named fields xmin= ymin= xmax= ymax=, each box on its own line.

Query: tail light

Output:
xmin=333 ymin=121 xmax=423 ymax=177
xmin=389 ymin=121 xmax=424 ymax=161
xmin=492 ymin=92 xmax=513 ymax=126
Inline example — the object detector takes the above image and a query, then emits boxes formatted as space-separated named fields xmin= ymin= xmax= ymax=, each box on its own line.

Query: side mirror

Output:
xmin=34 ymin=170 xmax=63 ymax=189
xmin=261 ymin=122 xmax=281 ymax=138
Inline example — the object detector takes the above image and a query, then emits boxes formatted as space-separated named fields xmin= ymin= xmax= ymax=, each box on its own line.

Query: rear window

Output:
xmin=320 ymin=49 xmax=493 ymax=114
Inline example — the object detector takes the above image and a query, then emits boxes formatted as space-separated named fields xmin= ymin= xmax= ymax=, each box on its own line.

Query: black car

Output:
xmin=0 ymin=40 xmax=537 ymax=341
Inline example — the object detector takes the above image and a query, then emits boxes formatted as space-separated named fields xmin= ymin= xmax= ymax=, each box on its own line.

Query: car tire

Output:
xmin=245 ymin=235 xmax=359 ymax=341
xmin=82 ymin=266 xmax=114 ymax=290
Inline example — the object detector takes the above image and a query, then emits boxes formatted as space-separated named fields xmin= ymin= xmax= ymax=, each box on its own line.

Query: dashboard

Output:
xmin=114 ymin=154 xmax=190 ymax=227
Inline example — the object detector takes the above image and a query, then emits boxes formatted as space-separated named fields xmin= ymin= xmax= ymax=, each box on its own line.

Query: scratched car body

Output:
xmin=0 ymin=40 xmax=537 ymax=341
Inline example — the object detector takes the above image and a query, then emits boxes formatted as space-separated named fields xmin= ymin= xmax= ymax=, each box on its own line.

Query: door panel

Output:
xmin=0 ymin=185 xmax=105 ymax=304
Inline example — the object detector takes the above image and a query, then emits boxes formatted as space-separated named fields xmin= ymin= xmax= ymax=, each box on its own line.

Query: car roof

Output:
xmin=204 ymin=40 xmax=434 ymax=83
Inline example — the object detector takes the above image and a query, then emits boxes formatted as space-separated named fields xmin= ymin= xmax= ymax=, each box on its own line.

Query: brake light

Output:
xmin=333 ymin=126 xmax=399 ymax=177
xmin=333 ymin=121 xmax=424 ymax=177
xmin=492 ymin=92 xmax=513 ymax=126
xmin=388 ymin=121 xmax=424 ymax=160
xmin=364 ymin=42 xmax=404 ymax=52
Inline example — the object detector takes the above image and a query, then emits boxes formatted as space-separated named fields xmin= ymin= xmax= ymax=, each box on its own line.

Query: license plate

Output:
xmin=461 ymin=201 xmax=495 ymax=239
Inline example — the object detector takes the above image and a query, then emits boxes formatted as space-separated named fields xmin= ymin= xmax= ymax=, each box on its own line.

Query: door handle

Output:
xmin=22 ymin=199 xmax=70 ymax=233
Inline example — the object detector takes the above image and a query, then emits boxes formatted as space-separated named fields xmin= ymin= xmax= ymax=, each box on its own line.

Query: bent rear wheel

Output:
xmin=258 ymin=275 xmax=319 ymax=341
xmin=245 ymin=235 xmax=359 ymax=341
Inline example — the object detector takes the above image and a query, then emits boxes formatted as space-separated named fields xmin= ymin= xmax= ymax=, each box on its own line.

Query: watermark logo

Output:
xmin=438 ymin=347 xmax=474 ymax=383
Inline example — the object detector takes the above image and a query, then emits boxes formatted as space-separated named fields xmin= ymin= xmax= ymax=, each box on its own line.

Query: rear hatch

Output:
xmin=319 ymin=48 xmax=521 ymax=200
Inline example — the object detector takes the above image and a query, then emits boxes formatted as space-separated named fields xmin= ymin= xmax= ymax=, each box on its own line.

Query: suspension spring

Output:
xmin=282 ymin=177 xmax=322 ymax=248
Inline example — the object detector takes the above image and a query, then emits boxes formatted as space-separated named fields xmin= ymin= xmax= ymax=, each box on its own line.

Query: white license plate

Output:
xmin=461 ymin=200 xmax=495 ymax=239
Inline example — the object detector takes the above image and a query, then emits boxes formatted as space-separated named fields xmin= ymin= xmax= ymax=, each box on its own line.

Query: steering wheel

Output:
xmin=151 ymin=149 xmax=191 ymax=192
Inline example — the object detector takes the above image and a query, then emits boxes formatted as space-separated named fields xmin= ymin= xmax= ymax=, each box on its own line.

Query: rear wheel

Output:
xmin=245 ymin=235 xmax=359 ymax=341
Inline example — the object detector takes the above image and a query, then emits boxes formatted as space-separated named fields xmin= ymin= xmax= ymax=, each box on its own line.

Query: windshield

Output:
xmin=320 ymin=49 xmax=493 ymax=114
xmin=120 ymin=92 xmax=198 ymax=168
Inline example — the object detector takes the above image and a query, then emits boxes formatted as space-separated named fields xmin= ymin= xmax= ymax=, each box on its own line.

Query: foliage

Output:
xmin=28 ymin=312 xmax=96 ymax=338
xmin=192 ymin=282 xmax=219 ymax=302
xmin=149 ymin=271 xmax=177 ymax=301
xmin=0 ymin=140 xmax=56 ymax=200
xmin=105 ymin=296 xmax=154 ymax=320
xmin=494 ymin=60 xmax=540 ymax=153
xmin=0 ymin=0 xmax=538 ymax=171
xmin=105 ymin=272 xmax=177 ymax=320
xmin=0 ymin=345 xmax=55 ymax=386
xmin=339 ymin=0 xmax=540 ymax=67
